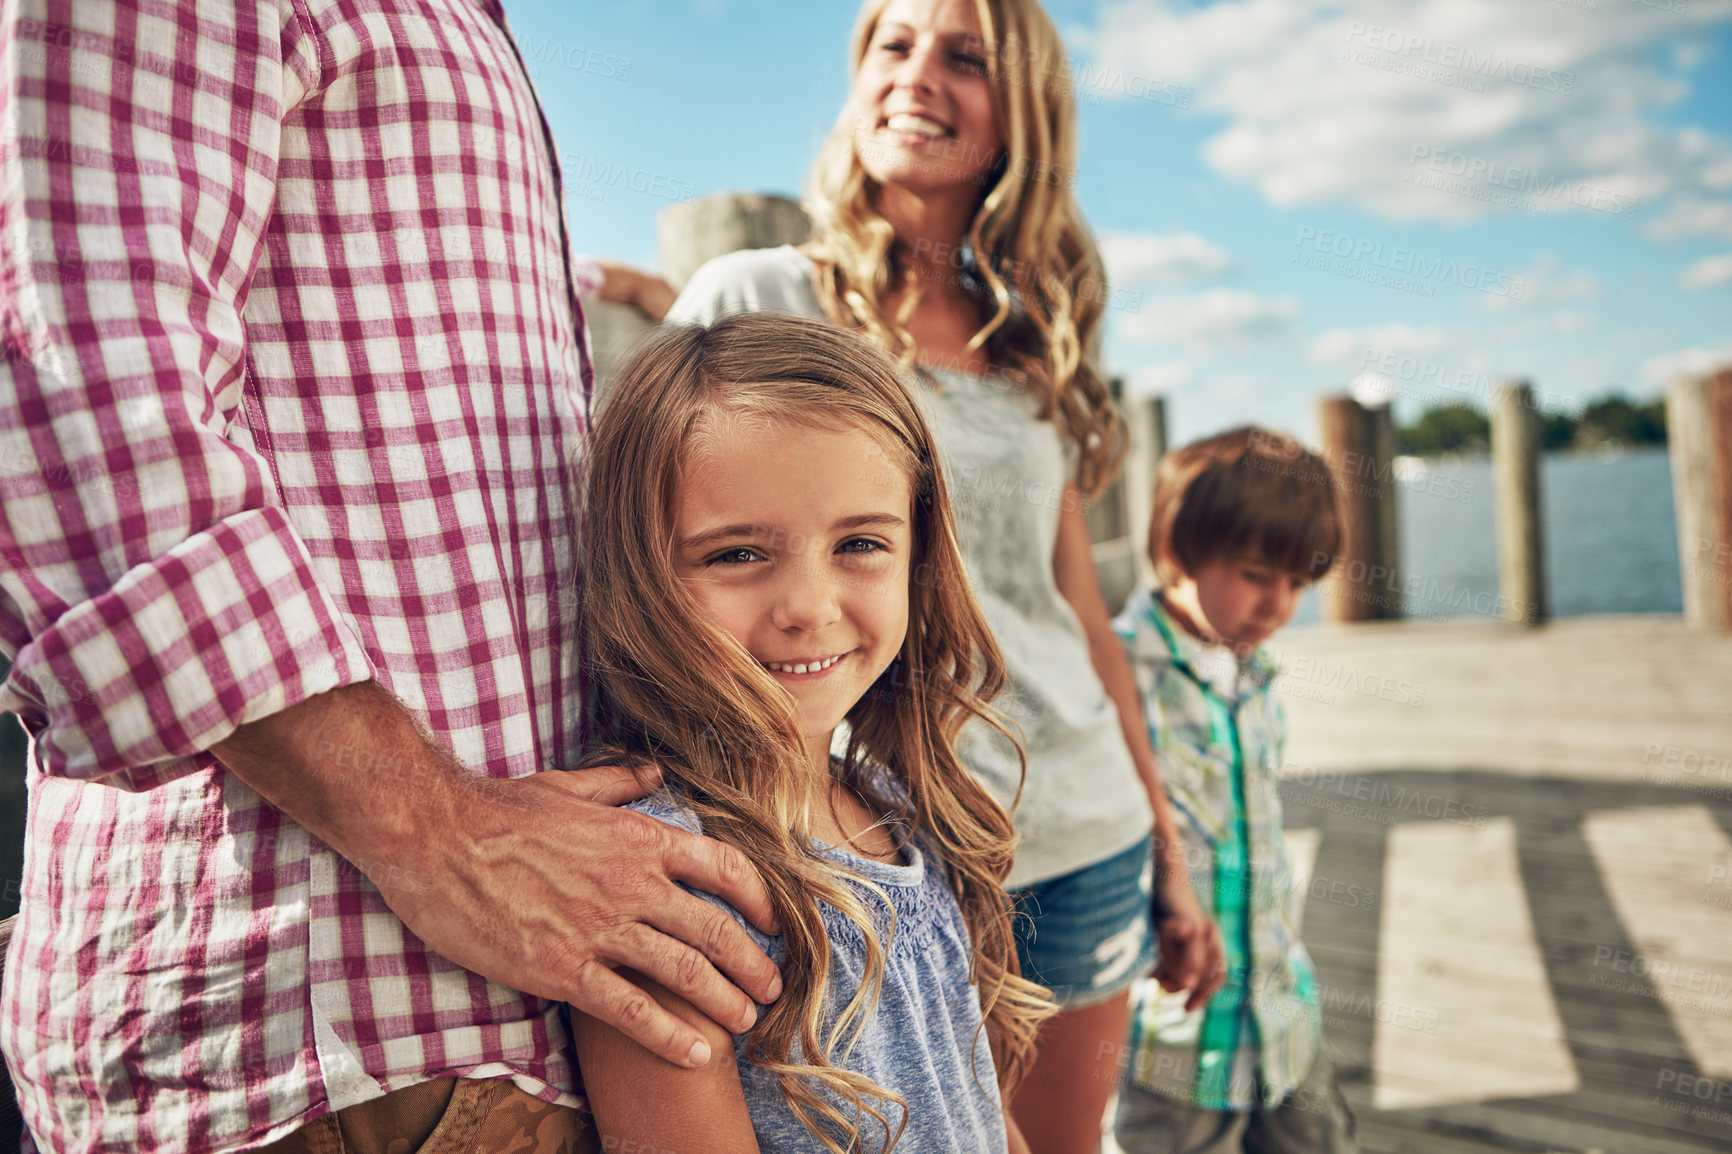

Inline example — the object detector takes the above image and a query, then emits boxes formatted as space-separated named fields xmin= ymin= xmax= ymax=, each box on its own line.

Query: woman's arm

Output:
xmin=595 ymin=259 xmax=678 ymax=322
xmin=1052 ymin=485 xmax=1226 ymax=1010
xmin=572 ymin=971 xmax=761 ymax=1152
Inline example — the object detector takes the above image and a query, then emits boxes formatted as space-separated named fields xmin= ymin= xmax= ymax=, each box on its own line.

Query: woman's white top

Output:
xmin=666 ymin=246 xmax=1153 ymax=887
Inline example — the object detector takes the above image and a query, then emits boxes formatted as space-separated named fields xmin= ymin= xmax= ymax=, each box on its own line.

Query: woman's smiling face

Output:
xmin=672 ymin=413 xmax=913 ymax=759
xmin=850 ymin=0 xmax=1004 ymax=195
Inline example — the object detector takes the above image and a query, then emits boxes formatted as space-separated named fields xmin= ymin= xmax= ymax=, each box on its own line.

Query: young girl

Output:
xmin=667 ymin=1 xmax=1225 ymax=1147
xmin=574 ymin=311 xmax=1052 ymax=1153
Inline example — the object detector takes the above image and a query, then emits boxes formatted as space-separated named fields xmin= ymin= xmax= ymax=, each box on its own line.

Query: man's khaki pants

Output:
xmin=261 ymin=1078 xmax=601 ymax=1154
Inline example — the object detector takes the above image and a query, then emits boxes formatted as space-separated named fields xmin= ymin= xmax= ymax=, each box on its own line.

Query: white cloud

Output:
xmin=1639 ymin=345 xmax=1732 ymax=389
xmin=1681 ymin=253 xmax=1732 ymax=289
xmin=1483 ymin=253 xmax=1601 ymax=312
xmin=1303 ymin=322 xmax=1509 ymax=410
xmin=1308 ymin=322 xmax=1450 ymax=367
xmin=1674 ymin=41 xmax=1708 ymax=71
xmin=1538 ymin=309 xmax=1599 ymax=336
xmin=1098 ymin=230 xmax=1234 ymax=286
xmin=1124 ymin=359 xmax=1194 ymax=396
xmin=1301 ymin=318 xmax=1615 ymax=406
xmin=1199 ymin=372 xmax=1267 ymax=408
xmin=1646 ymin=194 xmax=1732 ymax=242
xmin=1119 ymin=288 xmax=1301 ymax=348
xmin=1075 ymin=0 xmax=1732 ymax=230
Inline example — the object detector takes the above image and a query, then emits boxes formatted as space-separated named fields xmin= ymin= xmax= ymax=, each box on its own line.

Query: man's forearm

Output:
xmin=210 ymin=680 xmax=467 ymax=904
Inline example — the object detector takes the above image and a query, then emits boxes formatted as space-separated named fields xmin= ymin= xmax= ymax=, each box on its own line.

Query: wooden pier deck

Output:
xmin=1244 ymin=614 xmax=1732 ymax=1153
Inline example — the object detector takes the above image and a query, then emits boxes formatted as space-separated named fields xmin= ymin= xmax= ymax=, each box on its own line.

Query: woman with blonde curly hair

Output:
xmin=668 ymin=1 xmax=1224 ymax=1147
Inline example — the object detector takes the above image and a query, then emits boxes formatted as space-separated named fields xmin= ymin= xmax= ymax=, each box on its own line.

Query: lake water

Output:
xmin=1289 ymin=446 xmax=1683 ymax=626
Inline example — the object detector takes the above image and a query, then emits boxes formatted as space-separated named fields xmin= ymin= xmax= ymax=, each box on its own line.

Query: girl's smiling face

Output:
xmin=850 ymin=0 xmax=1004 ymax=194
xmin=673 ymin=414 xmax=913 ymax=765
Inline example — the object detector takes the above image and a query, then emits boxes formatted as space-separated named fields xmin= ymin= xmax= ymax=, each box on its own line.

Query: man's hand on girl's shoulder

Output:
xmin=413 ymin=763 xmax=785 ymax=1067
xmin=212 ymin=683 xmax=782 ymax=1070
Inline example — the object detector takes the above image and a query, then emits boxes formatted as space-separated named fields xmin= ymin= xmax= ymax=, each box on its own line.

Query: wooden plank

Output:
xmin=1582 ymin=805 xmax=1732 ymax=1077
xmin=1375 ymin=818 xmax=1577 ymax=1109
xmin=1283 ymin=826 xmax=1322 ymax=932
xmin=1354 ymin=1113 xmax=1526 ymax=1153
xmin=1366 ymin=1094 xmax=1732 ymax=1154
xmin=1275 ymin=768 xmax=1732 ymax=1150
xmin=1275 ymin=616 xmax=1732 ymax=779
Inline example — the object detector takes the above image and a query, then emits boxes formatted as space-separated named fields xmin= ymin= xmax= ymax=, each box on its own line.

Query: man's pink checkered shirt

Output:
xmin=0 ymin=2 xmax=594 ymax=1150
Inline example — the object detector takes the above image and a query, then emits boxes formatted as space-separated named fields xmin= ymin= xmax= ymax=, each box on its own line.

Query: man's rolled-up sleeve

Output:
xmin=0 ymin=1 xmax=373 ymax=789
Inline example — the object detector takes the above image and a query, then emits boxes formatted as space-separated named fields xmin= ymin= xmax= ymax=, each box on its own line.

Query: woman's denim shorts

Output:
xmin=1009 ymin=832 xmax=1157 ymax=1007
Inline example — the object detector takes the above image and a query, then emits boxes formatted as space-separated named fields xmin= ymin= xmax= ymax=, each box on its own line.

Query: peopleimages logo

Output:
xmin=1292 ymin=226 xmax=1527 ymax=299
xmin=1341 ymin=22 xmax=1576 ymax=94
xmin=1356 ymin=349 xmax=1585 ymax=417
xmin=1407 ymin=146 xmax=1641 ymax=218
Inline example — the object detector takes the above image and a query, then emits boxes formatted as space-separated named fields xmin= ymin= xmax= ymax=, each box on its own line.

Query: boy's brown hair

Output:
xmin=1147 ymin=426 xmax=1343 ymax=588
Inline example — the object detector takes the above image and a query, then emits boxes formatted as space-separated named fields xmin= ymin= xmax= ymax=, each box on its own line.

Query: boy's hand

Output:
xmin=1152 ymin=882 xmax=1225 ymax=1012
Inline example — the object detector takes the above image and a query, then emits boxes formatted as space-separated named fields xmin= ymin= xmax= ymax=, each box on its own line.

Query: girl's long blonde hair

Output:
xmin=805 ymin=0 xmax=1127 ymax=497
xmin=582 ymin=313 xmax=1052 ymax=1153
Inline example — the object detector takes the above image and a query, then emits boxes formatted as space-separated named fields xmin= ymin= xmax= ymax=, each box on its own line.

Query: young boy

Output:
xmin=1112 ymin=426 xmax=1358 ymax=1154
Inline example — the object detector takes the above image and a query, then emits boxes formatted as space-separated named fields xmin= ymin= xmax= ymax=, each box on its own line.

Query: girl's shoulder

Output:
xmin=664 ymin=245 xmax=821 ymax=326
xmin=624 ymin=792 xmax=786 ymax=959
xmin=624 ymin=789 xmax=704 ymax=836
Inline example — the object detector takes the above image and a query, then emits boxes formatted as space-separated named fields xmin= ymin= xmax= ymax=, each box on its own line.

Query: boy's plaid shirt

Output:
xmin=1114 ymin=586 xmax=1321 ymax=1111
xmin=0 ymin=1 xmax=591 ymax=1149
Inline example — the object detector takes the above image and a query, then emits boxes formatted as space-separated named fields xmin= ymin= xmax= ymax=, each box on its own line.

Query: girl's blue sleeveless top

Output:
xmin=622 ymin=789 xmax=1009 ymax=1153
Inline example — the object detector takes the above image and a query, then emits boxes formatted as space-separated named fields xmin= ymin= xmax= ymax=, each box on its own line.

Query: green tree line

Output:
xmin=1396 ymin=392 xmax=1667 ymax=456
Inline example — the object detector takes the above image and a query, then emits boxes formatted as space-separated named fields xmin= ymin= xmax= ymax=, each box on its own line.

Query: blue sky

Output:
xmin=510 ymin=0 xmax=1732 ymax=446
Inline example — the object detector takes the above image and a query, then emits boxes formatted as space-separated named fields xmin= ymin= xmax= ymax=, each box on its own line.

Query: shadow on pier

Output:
xmin=1262 ymin=615 xmax=1732 ymax=1153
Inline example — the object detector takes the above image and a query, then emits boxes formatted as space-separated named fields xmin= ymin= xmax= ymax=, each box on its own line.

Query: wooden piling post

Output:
xmin=1089 ymin=390 xmax=1167 ymax=612
xmin=1369 ymin=401 xmax=1400 ymax=617
xmin=582 ymin=300 xmax=658 ymax=409
xmin=656 ymin=192 xmax=812 ymax=290
xmin=1491 ymin=380 xmax=1547 ymax=626
xmin=1668 ymin=367 xmax=1732 ymax=631
xmin=589 ymin=192 xmax=813 ymax=402
xmin=1124 ymin=394 xmax=1167 ymax=588
xmin=1134 ymin=394 xmax=1168 ymax=490
xmin=1318 ymin=396 xmax=1401 ymax=622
